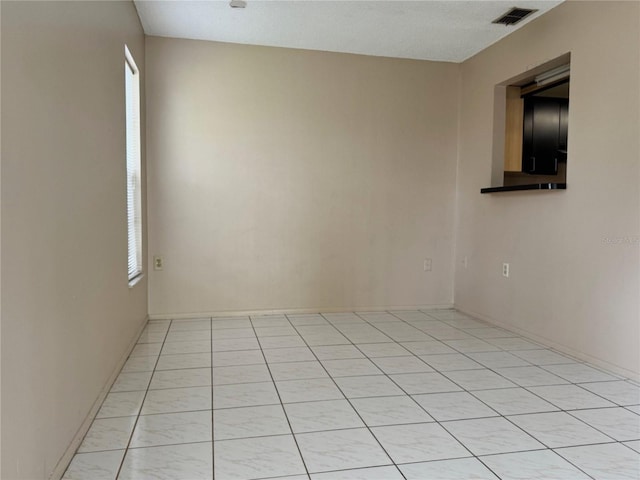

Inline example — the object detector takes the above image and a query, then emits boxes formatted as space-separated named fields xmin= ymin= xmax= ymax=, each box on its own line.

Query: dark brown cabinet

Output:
xmin=522 ymin=96 xmax=569 ymax=175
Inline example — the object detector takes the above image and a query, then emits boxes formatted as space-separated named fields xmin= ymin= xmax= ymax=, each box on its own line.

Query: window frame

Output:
xmin=125 ymin=46 xmax=143 ymax=285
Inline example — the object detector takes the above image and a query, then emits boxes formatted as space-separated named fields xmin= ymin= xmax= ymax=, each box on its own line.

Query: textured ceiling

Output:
xmin=134 ymin=0 xmax=563 ymax=63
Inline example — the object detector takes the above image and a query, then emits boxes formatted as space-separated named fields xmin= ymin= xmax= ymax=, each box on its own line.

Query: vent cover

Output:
xmin=492 ymin=7 xmax=537 ymax=26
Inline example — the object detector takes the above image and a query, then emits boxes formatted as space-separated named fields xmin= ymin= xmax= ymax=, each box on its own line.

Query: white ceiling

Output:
xmin=134 ymin=0 xmax=563 ymax=63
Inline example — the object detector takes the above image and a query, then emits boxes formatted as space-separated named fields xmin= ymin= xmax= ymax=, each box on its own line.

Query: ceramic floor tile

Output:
xmin=169 ymin=319 xmax=211 ymax=332
xmin=625 ymin=440 xmax=640 ymax=453
xmin=297 ymin=325 xmax=341 ymax=336
xmin=419 ymin=353 xmax=484 ymax=372
xmin=156 ymin=352 xmax=212 ymax=370
xmin=130 ymin=343 xmax=163 ymax=357
xmin=389 ymin=310 xmax=433 ymax=322
xmin=130 ymin=410 xmax=212 ymax=448
xmin=312 ymin=345 xmax=365 ymax=360
xmin=211 ymin=349 xmax=264 ymax=367
xmin=487 ymin=338 xmax=542 ymax=351
xmin=334 ymin=375 xmax=405 ymax=398
xmin=542 ymin=364 xmax=620 ymax=383
xmin=371 ymin=356 xmax=433 ymax=374
xmin=480 ymin=449 xmax=590 ymax=480
xmin=355 ymin=343 xmax=411 ymax=358
xmin=296 ymin=428 xmax=391 ymax=473
xmin=569 ymin=407 xmax=640 ymax=441
xmin=358 ymin=312 xmax=399 ymax=323
xmin=413 ymin=391 xmax=498 ymax=421
xmin=350 ymin=395 xmax=433 ymax=426
xmin=443 ymin=319 xmax=488 ymax=329
xmin=276 ymin=378 xmax=344 ymax=403
xmin=78 ymin=416 xmax=137 ymax=453
xmin=443 ymin=417 xmax=544 ymax=456
xmin=121 ymin=356 xmax=158 ymax=373
xmin=287 ymin=314 xmax=329 ymax=326
xmin=211 ymin=318 xmax=252 ymax=329
xmin=255 ymin=326 xmax=299 ymax=337
xmin=303 ymin=334 xmax=351 ymax=346
xmin=399 ymin=457 xmax=499 ymax=480
xmin=260 ymin=335 xmax=307 ymax=349
xmin=464 ymin=327 xmax=518 ymax=339
xmin=263 ymin=346 xmax=316 ymax=363
xmin=165 ymin=330 xmax=211 ymax=342
xmin=136 ymin=332 xmax=167 ymax=344
xmin=444 ymin=338 xmax=501 ymax=353
xmin=418 ymin=327 xmax=474 ymax=341
xmin=141 ymin=386 xmax=211 ymax=415
xmin=390 ymin=372 xmax=462 ymax=394
xmin=149 ymin=368 xmax=211 ymax=390
xmin=339 ymin=331 xmax=394 ymax=344
xmin=161 ymin=340 xmax=211 ymax=355
xmin=284 ymin=399 xmax=363 ymax=433
xmin=528 ymin=384 xmax=616 ymax=410
xmin=442 ymin=368 xmax=518 ymax=391
xmin=507 ymin=411 xmax=613 ymax=448
xmin=213 ymin=404 xmax=290 ymax=440
xmin=212 ymin=337 xmax=260 ymax=352
xmin=555 ymin=443 xmax=640 ymax=480
xmin=97 ymin=391 xmax=145 ymax=419
xmin=401 ymin=341 xmax=457 ymax=355
xmin=511 ymin=349 xmax=577 ymax=366
xmin=372 ymin=422 xmax=470 ymax=463
xmin=471 ymin=388 xmax=559 ymax=415
xmin=110 ymin=371 xmax=153 ymax=393
xmin=209 ymin=328 xmax=256 ymax=340
xmin=467 ymin=351 xmax=532 ymax=369
xmin=310 ymin=465 xmax=403 ymax=479
xmin=321 ymin=358 xmax=383 ymax=377
xmin=63 ymin=450 xmax=125 ymax=480
xmin=118 ymin=442 xmax=213 ymax=480
xmin=212 ymin=364 xmax=272 ymax=385
xmin=270 ymin=361 xmax=328 ymax=381
xmin=494 ymin=366 xmax=569 ymax=387
xmin=580 ymin=381 xmax=640 ymax=406
xmin=323 ymin=313 xmax=365 ymax=324
xmin=214 ymin=381 xmax=280 ymax=409
xmin=214 ymin=434 xmax=306 ymax=479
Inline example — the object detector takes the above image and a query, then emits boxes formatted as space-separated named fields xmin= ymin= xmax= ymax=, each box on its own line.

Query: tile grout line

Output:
xmin=113 ymin=318 xmax=172 ymax=480
xmin=288 ymin=311 xmax=409 ymax=480
xmin=244 ymin=314 xmax=313 ymax=479
xmin=67 ymin=311 xmax=638 ymax=479
xmin=210 ymin=316 xmax=215 ymax=480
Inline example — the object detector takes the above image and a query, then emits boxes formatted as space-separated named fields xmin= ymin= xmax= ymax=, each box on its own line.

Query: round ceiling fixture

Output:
xmin=229 ymin=0 xmax=247 ymax=8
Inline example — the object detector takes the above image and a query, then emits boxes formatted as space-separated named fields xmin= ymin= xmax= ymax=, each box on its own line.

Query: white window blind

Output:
xmin=125 ymin=46 xmax=142 ymax=282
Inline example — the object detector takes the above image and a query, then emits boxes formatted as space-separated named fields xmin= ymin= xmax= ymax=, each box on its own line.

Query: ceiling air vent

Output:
xmin=492 ymin=7 xmax=537 ymax=26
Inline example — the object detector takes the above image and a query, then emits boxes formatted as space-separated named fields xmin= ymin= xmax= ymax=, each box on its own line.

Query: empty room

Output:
xmin=1 ymin=0 xmax=639 ymax=479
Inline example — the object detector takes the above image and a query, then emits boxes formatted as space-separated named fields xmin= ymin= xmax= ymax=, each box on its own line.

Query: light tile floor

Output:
xmin=64 ymin=309 xmax=640 ymax=480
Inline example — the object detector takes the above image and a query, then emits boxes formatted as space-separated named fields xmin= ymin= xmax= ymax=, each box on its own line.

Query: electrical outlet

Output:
xmin=423 ymin=258 xmax=432 ymax=271
xmin=153 ymin=255 xmax=164 ymax=271
xmin=502 ymin=263 xmax=510 ymax=277
xmin=463 ymin=256 xmax=468 ymax=269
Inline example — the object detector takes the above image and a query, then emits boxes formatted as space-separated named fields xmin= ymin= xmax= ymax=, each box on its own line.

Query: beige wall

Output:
xmin=455 ymin=1 xmax=640 ymax=378
xmin=1 ymin=2 xmax=147 ymax=478
xmin=146 ymin=37 xmax=460 ymax=316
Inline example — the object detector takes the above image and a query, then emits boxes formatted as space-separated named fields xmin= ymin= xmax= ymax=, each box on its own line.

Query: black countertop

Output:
xmin=480 ymin=183 xmax=567 ymax=194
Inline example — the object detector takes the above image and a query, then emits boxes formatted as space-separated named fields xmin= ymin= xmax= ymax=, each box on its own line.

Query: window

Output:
xmin=125 ymin=46 xmax=142 ymax=282
xmin=483 ymin=54 xmax=571 ymax=193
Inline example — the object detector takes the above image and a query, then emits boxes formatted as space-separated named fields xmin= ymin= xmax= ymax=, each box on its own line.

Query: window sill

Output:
xmin=480 ymin=183 xmax=566 ymax=194
xmin=128 ymin=273 xmax=145 ymax=289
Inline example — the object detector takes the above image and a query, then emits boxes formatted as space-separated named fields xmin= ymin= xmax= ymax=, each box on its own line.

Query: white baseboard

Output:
xmin=49 ymin=317 xmax=149 ymax=480
xmin=148 ymin=303 xmax=454 ymax=320
xmin=456 ymin=306 xmax=640 ymax=383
